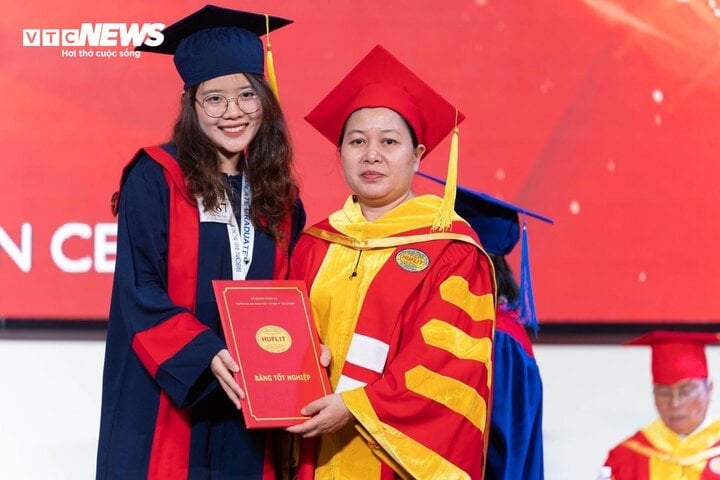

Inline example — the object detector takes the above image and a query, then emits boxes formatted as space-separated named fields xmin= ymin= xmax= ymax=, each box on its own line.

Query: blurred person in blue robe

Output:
xmin=419 ymin=172 xmax=551 ymax=480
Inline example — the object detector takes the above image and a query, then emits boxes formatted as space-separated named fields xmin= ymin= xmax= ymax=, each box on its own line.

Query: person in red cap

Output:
xmin=602 ymin=331 xmax=720 ymax=479
xmin=286 ymin=45 xmax=496 ymax=479
xmin=97 ymin=5 xmax=308 ymax=480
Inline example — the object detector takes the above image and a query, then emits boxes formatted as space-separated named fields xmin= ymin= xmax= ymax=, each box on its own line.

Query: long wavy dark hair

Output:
xmin=490 ymin=253 xmax=519 ymax=304
xmin=173 ymin=73 xmax=298 ymax=243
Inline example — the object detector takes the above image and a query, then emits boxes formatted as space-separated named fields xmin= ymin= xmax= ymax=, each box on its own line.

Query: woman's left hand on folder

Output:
xmin=211 ymin=348 xmax=246 ymax=409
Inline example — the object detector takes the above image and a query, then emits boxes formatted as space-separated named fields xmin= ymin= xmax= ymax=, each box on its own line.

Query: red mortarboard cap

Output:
xmin=305 ymin=45 xmax=464 ymax=156
xmin=625 ymin=330 xmax=720 ymax=385
xmin=306 ymin=45 xmax=466 ymax=231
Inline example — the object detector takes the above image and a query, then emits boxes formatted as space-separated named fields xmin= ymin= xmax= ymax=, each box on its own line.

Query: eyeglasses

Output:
xmin=653 ymin=381 xmax=706 ymax=404
xmin=196 ymin=91 xmax=261 ymax=118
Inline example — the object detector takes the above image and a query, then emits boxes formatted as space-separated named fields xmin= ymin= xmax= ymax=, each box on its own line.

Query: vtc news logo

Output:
xmin=22 ymin=23 xmax=165 ymax=47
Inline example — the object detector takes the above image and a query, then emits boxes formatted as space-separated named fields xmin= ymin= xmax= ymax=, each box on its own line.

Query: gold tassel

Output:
xmin=432 ymin=112 xmax=459 ymax=232
xmin=265 ymin=14 xmax=280 ymax=100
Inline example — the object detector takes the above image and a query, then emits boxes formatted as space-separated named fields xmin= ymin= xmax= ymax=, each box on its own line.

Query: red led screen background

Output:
xmin=2 ymin=0 xmax=719 ymax=323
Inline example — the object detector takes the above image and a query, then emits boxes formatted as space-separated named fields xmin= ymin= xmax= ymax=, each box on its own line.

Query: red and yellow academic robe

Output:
xmin=290 ymin=195 xmax=496 ymax=479
xmin=604 ymin=418 xmax=720 ymax=479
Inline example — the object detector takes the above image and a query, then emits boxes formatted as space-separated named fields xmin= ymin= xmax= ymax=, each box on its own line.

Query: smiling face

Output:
xmin=653 ymin=378 xmax=712 ymax=436
xmin=194 ymin=73 xmax=263 ymax=170
xmin=339 ymin=107 xmax=426 ymax=221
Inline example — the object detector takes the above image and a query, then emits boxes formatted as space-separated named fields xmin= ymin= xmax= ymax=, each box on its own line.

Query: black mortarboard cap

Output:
xmin=136 ymin=5 xmax=292 ymax=89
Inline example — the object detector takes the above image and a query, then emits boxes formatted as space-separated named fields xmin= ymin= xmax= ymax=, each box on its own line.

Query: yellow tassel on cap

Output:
xmin=265 ymin=14 xmax=280 ymax=100
xmin=431 ymin=112 xmax=459 ymax=232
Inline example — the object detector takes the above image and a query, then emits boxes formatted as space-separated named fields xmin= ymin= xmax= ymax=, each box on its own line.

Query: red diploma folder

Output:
xmin=212 ymin=280 xmax=332 ymax=428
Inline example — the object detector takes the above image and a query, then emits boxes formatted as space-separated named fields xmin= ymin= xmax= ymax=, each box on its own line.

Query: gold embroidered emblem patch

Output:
xmin=395 ymin=248 xmax=430 ymax=272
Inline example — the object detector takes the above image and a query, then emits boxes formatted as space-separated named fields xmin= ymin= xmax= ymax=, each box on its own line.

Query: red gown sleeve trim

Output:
xmin=131 ymin=312 xmax=209 ymax=378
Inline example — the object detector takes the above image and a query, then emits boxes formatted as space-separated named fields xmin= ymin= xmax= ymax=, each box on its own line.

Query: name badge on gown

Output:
xmin=196 ymin=175 xmax=255 ymax=280
xmin=198 ymin=199 xmax=234 ymax=224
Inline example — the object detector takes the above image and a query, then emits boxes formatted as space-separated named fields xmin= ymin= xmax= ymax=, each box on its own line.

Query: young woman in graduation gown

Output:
xmin=96 ymin=6 xmax=305 ymax=479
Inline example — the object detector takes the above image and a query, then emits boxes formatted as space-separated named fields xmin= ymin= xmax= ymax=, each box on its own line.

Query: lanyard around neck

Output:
xmin=197 ymin=175 xmax=255 ymax=280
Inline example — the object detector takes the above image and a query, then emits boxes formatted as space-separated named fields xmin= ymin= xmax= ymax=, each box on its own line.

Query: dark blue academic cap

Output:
xmin=415 ymin=172 xmax=553 ymax=255
xmin=136 ymin=4 xmax=292 ymax=89
xmin=417 ymin=171 xmax=553 ymax=332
